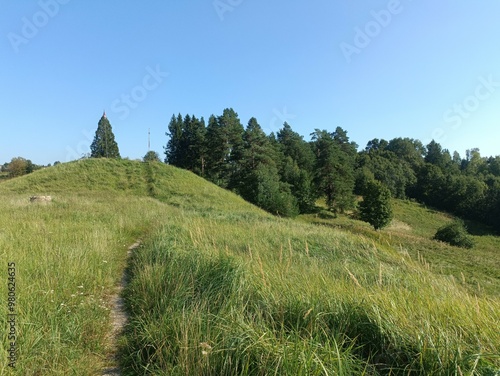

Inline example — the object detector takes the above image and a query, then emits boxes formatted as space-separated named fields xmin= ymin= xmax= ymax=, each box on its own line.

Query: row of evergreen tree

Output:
xmin=164 ymin=108 xmax=500 ymax=232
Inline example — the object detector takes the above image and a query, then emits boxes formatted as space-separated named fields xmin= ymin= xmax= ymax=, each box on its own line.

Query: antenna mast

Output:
xmin=148 ymin=128 xmax=150 ymax=151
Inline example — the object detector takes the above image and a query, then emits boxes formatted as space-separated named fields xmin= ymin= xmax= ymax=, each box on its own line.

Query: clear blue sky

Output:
xmin=1 ymin=0 xmax=500 ymax=165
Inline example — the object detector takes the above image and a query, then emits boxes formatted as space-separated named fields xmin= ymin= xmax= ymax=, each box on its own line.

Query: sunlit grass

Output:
xmin=0 ymin=192 xmax=166 ymax=374
xmin=1 ymin=159 xmax=499 ymax=375
xmin=122 ymin=197 xmax=500 ymax=375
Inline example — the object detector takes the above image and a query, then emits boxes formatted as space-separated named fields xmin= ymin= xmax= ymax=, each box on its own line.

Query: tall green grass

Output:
xmin=1 ymin=159 xmax=499 ymax=375
xmin=121 ymin=196 xmax=500 ymax=374
xmin=0 ymin=160 xmax=169 ymax=374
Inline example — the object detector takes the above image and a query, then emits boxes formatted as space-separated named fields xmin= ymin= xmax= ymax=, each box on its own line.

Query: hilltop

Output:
xmin=0 ymin=159 xmax=499 ymax=375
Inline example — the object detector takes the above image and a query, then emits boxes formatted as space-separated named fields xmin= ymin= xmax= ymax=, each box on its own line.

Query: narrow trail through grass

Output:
xmin=101 ymin=240 xmax=141 ymax=376
xmin=1 ymin=159 xmax=499 ymax=375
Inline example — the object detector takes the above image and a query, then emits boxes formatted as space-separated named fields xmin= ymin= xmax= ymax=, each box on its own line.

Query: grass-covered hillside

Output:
xmin=1 ymin=159 xmax=499 ymax=375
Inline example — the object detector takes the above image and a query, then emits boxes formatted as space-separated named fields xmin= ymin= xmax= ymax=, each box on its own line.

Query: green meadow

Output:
xmin=1 ymin=159 xmax=499 ymax=375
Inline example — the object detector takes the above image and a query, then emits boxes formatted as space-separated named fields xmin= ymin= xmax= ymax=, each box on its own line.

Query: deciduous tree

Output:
xmin=359 ymin=180 xmax=393 ymax=230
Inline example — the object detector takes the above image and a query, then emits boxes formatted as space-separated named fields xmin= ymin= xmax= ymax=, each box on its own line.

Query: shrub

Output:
xmin=434 ymin=220 xmax=474 ymax=248
xmin=143 ymin=151 xmax=161 ymax=162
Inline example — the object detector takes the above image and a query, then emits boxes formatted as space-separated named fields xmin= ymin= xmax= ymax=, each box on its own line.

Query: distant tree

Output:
xmin=184 ymin=115 xmax=207 ymax=175
xmin=462 ymin=148 xmax=486 ymax=176
xmin=359 ymin=180 xmax=393 ymax=230
xmin=276 ymin=122 xmax=316 ymax=212
xmin=277 ymin=122 xmax=315 ymax=172
xmin=484 ymin=180 xmax=500 ymax=232
xmin=165 ymin=114 xmax=207 ymax=174
xmin=356 ymin=149 xmax=416 ymax=199
xmin=243 ymin=117 xmax=275 ymax=169
xmin=312 ymin=128 xmax=356 ymax=213
xmin=411 ymin=163 xmax=446 ymax=206
xmin=7 ymin=157 xmax=29 ymax=177
xmin=486 ymin=156 xmax=500 ymax=177
xmin=53 ymin=161 xmax=61 ymax=166
xmin=452 ymin=151 xmax=462 ymax=168
xmin=365 ymin=138 xmax=388 ymax=153
xmin=143 ymin=151 xmax=161 ymax=162
xmin=90 ymin=112 xmax=120 ymax=158
xmin=434 ymin=220 xmax=474 ymax=249
xmin=280 ymin=156 xmax=316 ymax=213
xmin=165 ymin=113 xmax=184 ymax=165
xmin=248 ymin=163 xmax=299 ymax=217
xmin=386 ymin=137 xmax=425 ymax=169
xmin=205 ymin=108 xmax=244 ymax=187
xmin=354 ymin=165 xmax=375 ymax=195
xmin=425 ymin=140 xmax=445 ymax=167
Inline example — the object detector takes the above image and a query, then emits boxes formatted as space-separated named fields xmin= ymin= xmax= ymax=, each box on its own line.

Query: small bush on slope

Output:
xmin=434 ymin=220 xmax=475 ymax=249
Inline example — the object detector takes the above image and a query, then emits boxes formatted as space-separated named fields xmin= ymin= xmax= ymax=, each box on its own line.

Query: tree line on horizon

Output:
xmin=163 ymin=108 xmax=500 ymax=232
xmin=2 ymin=109 xmax=499 ymax=233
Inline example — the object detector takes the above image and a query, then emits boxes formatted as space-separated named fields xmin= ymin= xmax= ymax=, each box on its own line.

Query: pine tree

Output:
xmin=205 ymin=108 xmax=244 ymax=187
xmin=90 ymin=112 xmax=120 ymax=158
xmin=165 ymin=113 xmax=184 ymax=165
xmin=182 ymin=115 xmax=207 ymax=175
xmin=236 ymin=117 xmax=277 ymax=198
xmin=312 ymin=128 xmax=356 ymax=213
xmin=359 ymin=180 xmax=393 ymax=230
xmin=277 ymin=122 xmax=315 ymax=172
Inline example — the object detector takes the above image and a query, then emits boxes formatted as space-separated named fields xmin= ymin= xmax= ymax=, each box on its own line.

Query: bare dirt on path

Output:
xmin=101 ymin=240 xmax=141 ymax=376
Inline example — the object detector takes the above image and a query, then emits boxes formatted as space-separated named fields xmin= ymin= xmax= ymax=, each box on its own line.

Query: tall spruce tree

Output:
xmin=182 ymin=115 xmax=207 ymax=175
xmin=237 ymin=117 xmax=277 ymax=198
xmin=205 ymin=108 xmax=244 ymax=187
xmin=277 ymin=122 xmax=316 ymax=212
xmin=90 ymin=112 xmax=120 ymax=158
xmin=165 ymin=113 xmax=184 ymax=165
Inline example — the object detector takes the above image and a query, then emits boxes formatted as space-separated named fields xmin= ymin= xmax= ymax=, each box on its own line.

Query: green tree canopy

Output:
xmin=7 ymin=157 xmax=30 ymax=177
xmin=143 ymin=151 xmax=161 ymax=162
xmin=205 ymin=108 xmax=244 ymax=187
xmin=359 ymin=180 xmax=393 ymax=230
xmin=312 ymin=128 xmax=356 ymax=213
xmin=90 ymin=113 xmax=120 ymax=158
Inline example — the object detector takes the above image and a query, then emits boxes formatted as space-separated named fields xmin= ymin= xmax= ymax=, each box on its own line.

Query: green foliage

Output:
xmin=312 ymin=128 xmax=356 ymax=213
xmin=165 ymin=114 xmax=207 ymax=174
xmin=1 ymin=159 xmax=499 ymax=374
xmin=277 ymin=123 xmax=316 ymax=212
xmin=90 ymin=113 xmax=121 ymax=158
xmin=357 ymin=149 xmax=416 ymax=199
xmin=161 ymin=107 xmax=500 ymax=231
xmin=277 ymin=122 xmax=315 ymax=172
xmin=6 ymin=156 xmax=32 ymax=177
xmin=164 ymin=113 xmax=184 ymax=165
xmin=434 ymin=220 xmax=475 ymax=249
xmin=359 ymin=180 xmax=393 ymax=230
xmin=143 ymin=150 xmax=161 ymax=162
xmin=385 ymin=137 xmax=425 ymax=169
xmin=242 ymin=163 xmax=299 ymax=217
xmin=204 ymin=108 xmax=244 ymax=187
xmin=280 ymin=157 xmax=316 ymax=213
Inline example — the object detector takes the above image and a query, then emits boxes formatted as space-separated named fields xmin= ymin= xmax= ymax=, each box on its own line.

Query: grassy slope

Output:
xmin=300 ymin=199 xmax=500 ymax=298
xmin=1 ymin=159 xmax=499 ymax=375
xmin=0 ymin=159 xmax=253 ymax=375
xmin=123 ymin=166 xmax=500 ymax=374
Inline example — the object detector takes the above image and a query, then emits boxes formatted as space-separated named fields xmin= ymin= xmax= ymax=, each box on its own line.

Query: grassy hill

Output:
xmin=0 ymin=159 xmax=499 ymax=375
